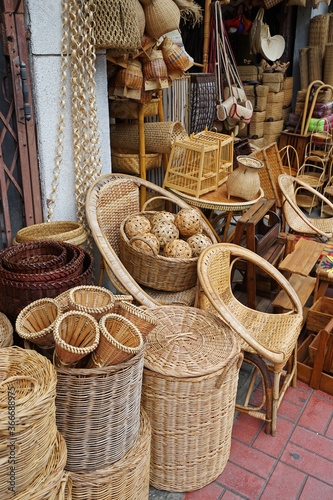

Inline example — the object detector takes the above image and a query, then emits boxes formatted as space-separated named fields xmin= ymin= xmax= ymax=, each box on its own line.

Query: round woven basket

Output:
xmin=0 ymin=347 xmax=58 ymax=497
xmin=109 ymin=98 xmax=160 ymax=119
xmin=118 ymin=301 xmax=158 ymax=339
xmin=55 ymin=346 xmax=145 ymax=472
xmin=87 ymin=313 xmax=143 ymax=367
xmin=112 ymin=294 xmax=134 ymax=314
xmin=142 ymin=306 xmax=242 ymax=492
xmin=143 ymin=0 xmax=180 ymax=40
xmin=309 ymin=14 xmax=329 ymax=48
xmin=70 ymin=410 xmax=150 ymax=500
xmin=0 ymin=311 xmax=13 ymax=347
xmin=68 ymin=285 xmax=115 ymax=321
xmin=15 ymin=298 xmax=63 ymax=348
xmin=111 ymin=149 xmax=162 ymax=175
xmin=2 ymin=241 xmax=67 ymax=274
xmin=119 ymin=211 xmax=200 ymax=291
xmin=14 ymin=221 xmax=87 ymax=247
xmin=53 ymin=311 xmax=100 ymax=368
xmin=111 ymin=121 xmax=188 ymax=154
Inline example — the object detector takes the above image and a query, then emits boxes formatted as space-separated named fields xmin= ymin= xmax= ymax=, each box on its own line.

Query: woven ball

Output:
xmin=151 ymin=221 xmax=179 ymax=249
xmin=174 ymin=209 xmax=202 ymax=237
xmin=124 ymin=215 xmax=151 ymax=239
xmin=131 ymin=233 xmax=160 ymax=255
xmin=187 ymin=234 xmax=213 ymax=258
xmin=163 ymin=239 xmax=192 ymax=259
xmin=150 ymin=211 xmax=175 ymax=227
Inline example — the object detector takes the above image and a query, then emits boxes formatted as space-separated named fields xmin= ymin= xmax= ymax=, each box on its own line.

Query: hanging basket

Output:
xmin=143 ymin=0 xmax=181 ymax=40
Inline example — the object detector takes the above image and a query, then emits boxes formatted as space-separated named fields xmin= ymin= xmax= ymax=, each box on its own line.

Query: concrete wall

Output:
xmin=24 ymin=0 xmax=111 ymax=222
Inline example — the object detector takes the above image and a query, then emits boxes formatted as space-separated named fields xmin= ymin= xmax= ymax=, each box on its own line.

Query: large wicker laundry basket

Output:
xmin=142 ymin=306 xmax=242 ymax=492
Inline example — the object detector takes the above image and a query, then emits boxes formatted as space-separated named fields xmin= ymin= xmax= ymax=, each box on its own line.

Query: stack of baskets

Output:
xmin=0 ymin=241 xmax=93 ymax=322
xmin=0 ymin=347 xmax=71 ymax=499
xmin=17 ymin=286 xmax=155 ymax=499
xmin=142 ymin=306 xmax=242 ymax=492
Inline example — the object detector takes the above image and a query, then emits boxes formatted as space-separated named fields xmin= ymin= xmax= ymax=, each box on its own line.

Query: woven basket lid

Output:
xmin=144 ymin=306 xmax=240 ymax=377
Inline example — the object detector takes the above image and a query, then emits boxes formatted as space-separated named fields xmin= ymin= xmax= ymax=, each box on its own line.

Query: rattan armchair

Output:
xmin=278 ymin=174 xmax=333 ymax=240
xmin=86 ymin=173 xmax=218 ymax=308
xmin=196 ymin=243 xmax=303 ymax=436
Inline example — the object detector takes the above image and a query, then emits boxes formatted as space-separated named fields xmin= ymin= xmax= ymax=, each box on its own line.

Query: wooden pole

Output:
xmin=202 ymin=0 xmax=211 ymax=73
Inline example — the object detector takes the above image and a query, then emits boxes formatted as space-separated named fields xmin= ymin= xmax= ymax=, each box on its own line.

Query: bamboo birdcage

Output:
xmin=193 ymin=128 xmax=234 ymax=184
xmin=163 ymin=139 xmax=220 ymax=198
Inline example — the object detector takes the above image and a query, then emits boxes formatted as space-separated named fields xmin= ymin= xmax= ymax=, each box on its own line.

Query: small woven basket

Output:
xmin=142 ymin=306 xmax=242 ymax=492
xmin=238 ymin=121 xmax=264 ymax=139
xmin=15 ymin=298 xmax=63 ymax=348
xmin=0 ymin=311 xmax=13 ymax=347
xmin=262 ymin=72 xmax=285 ymax=93
xmin=14 ymin=221 xmax=87 ymax=246
xmin=53 ymin=311 xmax=100 ymax=368
xmin=245 ymin=85 xmax=269 ymax=112
xmin=309 ymin=14 xmax=329 ymax=48
xmin=68 ymin=285 xmax=115 ymax=321
xmin=118 ymin=301 xmax=158 ymax=339
xmin=238 ymin=65 xmax=264 ymax=82
xmin=112 ymin=294 xmax=134 ymax=314
xmin=264 ymin=120 xmax=284 ymax=135
xmin=265 ymin=92 xmax=284 ymax=121
xmin=70 ymin=409 xmax=150 ymax=500
xmin=109 ymin=98 xmax=160 ymax=119
xmin=161 ymin=36 xmax=190 ymax=73
xmin=143 ymin=0 xmax=181 ymax=40
xmin=0 ymin=347 xmax=58 ymax=497
xmin=111 ymin=149 xmax=162 ymax=175
xmin=2 ymin=240 xmax=67 ymax=274
xmin=55 ymin=346 xmax=145 ymax=471
xmin=119 ymin=211 xmax=200 ymax=291
xmin=87 ymin=313 xmax=143 ymax=367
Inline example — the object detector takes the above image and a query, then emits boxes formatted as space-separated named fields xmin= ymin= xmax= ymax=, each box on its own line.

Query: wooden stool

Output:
xmin=313 ymin=255 xmax=333 ymax=302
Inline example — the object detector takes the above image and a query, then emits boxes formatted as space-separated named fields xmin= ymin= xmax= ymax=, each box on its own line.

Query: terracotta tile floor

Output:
xmin=150 ymin=381 xmax=333 ymax=500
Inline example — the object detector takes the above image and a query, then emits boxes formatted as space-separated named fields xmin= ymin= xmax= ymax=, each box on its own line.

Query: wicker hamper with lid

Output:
xmin=142 ymin=306 xmax=242 ymax=492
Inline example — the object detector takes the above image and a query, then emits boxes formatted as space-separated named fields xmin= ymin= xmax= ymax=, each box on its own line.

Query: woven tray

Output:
xmin=55 ymin=346 xmax=145 ymax=472
xmin=142 ymin=306 xmax=242 ymax=492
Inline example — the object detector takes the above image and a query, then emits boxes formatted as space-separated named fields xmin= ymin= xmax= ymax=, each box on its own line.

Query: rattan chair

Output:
xmin=196 ymin=243 xmax=303 ymax=436
xmin=278 ymin=174 xmax=333 ymax=240
xmin=86 ymin=173 xmax=218 ymax=307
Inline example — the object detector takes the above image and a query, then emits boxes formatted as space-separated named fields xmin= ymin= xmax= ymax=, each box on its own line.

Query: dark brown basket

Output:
xmin=190 ymin=73 xmax=217 ymax=134
xmin=0 ymin=244 xmax=84 ymax=283
xmin=2 ymin=241 xmax=67 ymax=274
xmin=119 ymin=211 xmax=199 ymax=292
xmin=0 ymin=249 xmax=93 ymax=323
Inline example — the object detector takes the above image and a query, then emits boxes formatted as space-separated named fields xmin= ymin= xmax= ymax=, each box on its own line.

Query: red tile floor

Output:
xmin=183 ymin=381 xmax=333 ymax=500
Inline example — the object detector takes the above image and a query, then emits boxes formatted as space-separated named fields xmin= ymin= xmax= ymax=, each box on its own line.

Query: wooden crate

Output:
xmin=307 ymin=296 xmax=333 ymax=332
xmin=308 ymin=330 xmax=333 ymax=373
xmin=297 ymin=334 xmax=333 ymax=395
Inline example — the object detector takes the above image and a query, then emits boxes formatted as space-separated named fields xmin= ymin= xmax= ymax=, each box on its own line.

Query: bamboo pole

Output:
xmin=202 ymin=0 xmax=211 ymax=73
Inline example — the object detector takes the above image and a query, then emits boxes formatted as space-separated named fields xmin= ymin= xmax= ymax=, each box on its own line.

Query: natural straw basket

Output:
xmin=112 ymin=294 xmax=134 ymax=314
xmin=324 ymin=43 xmax=333 ymax=86
xmin=238 ymin=121 xmax=264 ymax=139
xmin=143 ymin=49 xmax=168 ymax=80
xmin=161 ymin=36 xmax=190 ymax=73
xmin=309 ymin=14 xmax=329 ymax=48
xmin=262 ymin=72 xmax=285 ymax=93
xmin=111 ymin=149 xmax=162 ymax=175
xmin=143 ymin=0 xmax=181 ymax=40
xmin=265 ymin=91 xmax=284 ymax=121
xmin=87 ymin=314 xmax=143 ymax=367
xmin=15 ymin=298 xmax=63 ymax=348
xmin=13 ymin=432 xmax=70 ymax=500
xmin=118 ymin=301 xmax=158 ymax=339
xmin=264 ymin=119 xmax=284 ymax=135
xmin=0 ymin=347 xmax=58 ymax=497
xmin=53 ymin=311 xmax=100 ymax=368
xmin=14 ymin=221 xmax=87 ymax=246
xmin=68 ymin=285 xmax=115 ymax=321
xmin=110 ymin=121 xmax=188 ymax=154
xmin=55 ymin=346 xmax=145 ymax=471
xmin=142 ymin=306 xmax=242 ymax=492
xmin=109 ymin=98 xmax=160 ymax=120
xmin=329 ymin=14 xmax=333 ymax=43
xmin=245 ymin=84 xmax=269 ymax=112
xmin=2 ymin=240 xmax=67 ymax=274
xmin=308 ymin=45 xmax=323 ymax=83
xmin=0 ymin=311 xmax=13 ymax=347
xmin=299 ymin=47 xmax=309 ymax=90
xmin=70 ymin=409 xmax=150 ymax=500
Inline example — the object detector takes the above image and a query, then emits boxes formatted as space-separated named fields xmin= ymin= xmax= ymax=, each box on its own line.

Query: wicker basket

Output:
xmin=324 ymin=43 xmax=333 ymax=87
xmin=2 ymin=241 xmax=67 ymax=274
xmin=112 ymin=294 xmax=134 ymax=314
xmin=15 ymin=298 xmax=63 ymax=348
xmin=68 ymin=285 xmax=115 ymax=321
xmin=111 ymin=121 xmax=188 ymax=154
xmin=119 ymin=211 xmax=200 ymax=291
xmin=262 ymin=133 xmax=281 ymax=148
xmin=87 ymin=313 xmax=143 ymax=367
xmin=109 ymin=98 xmax=160 ymax=119
xmin=265 ymin=92 xmax=284 ymax=121
xmin=238 ymin=121 xmax=264 ymax=139
xmin=111 ymin=149 xmax=162 ymax=175
xmin=249 ymin=137 xmax=266 ymax=149
xmin=308 ymin=45 xmax=323 ymax=83
xmin=245 ymin=84 xmax=269 ymax=112
xmin=238 ymin=65 xmax=264 ymax=82
xmin=161 ymin=36 xmax=190 ymax=73
xmin=53 ymin=311 xmax=100 ymax=368
xmin=0 ymin=347 xmax=58 ymax=497
xmin=142 ymin=306 xmax=242 ymax=492
xmin=190 ymin=73 xmax=217 ymax=134
xmin=70 ymin=410 xmax=150 ymax=500
xmin=299 ymin=47 xmax=309 ymax=90
xmin=309 ymin=14 xmax=330 ymax=48
xmin=143 ymin=0 xmax=180 ymax=40
xmin=118 ymin=301 xmax=158 ymax=339
xmin=0 ymin=311 xmax=13 ymax=347
xmin=55 ymin=346 xmax=145 ymax=471
xmin=264 ymin=119 xmax=284 ymax=135
xmin=14 ymin=221 xmax=87 ymax=247
xmin=296 ymin=88 xmax=332 ymax=103
xmin=262 ymin=72 xmax=285 ymax=93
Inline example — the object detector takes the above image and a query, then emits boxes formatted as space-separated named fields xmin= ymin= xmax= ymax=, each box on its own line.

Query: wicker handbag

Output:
xmin=93 ymin=0 xmax=141 ymax=54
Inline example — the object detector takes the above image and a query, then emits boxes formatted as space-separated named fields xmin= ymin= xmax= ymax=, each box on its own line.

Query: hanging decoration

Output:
xmin=48 ymin=0 xmax=102 ymax=251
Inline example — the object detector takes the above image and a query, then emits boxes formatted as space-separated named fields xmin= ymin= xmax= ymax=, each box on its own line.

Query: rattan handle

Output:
xmin=129 ymin=236 xmax=159 ymax=256
xmin=142 ymin=196 xmax=182 ymax=212
xmin=215 ymin=352 xmax=244 ymax=389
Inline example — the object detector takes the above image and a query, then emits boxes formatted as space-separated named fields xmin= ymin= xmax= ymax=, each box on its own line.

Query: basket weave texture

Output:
xmin=190 ymin=73 xmax=217 ymax=134
xmin=0 ymin=242 xmax=93 ymax=322
xmin=14 ymin=221 xmax=87 ymax=248
xmin=143 ymin=0 xmax=180 ymax=40
xmin=118 ymin=301 xmax=158 ymax=339
xmin=70 ymin=409 xmax=151 ymax=500
xmin=142 ymin=306 xmax=242 ymax=491
xmin=55 ymin=346 xmax=145 ymax=471
xmin=0 ymin=311 xmax=13 ymax=347
xmin=120 ymin=211 xmax=200 ymax=291
xmin=0 ymin=347 xmax=60 ymax=498
xmin=2 ymin=240 xmax=67 ymax=274
xmin=68 ymin=285 xmax=115 ymax=321
xmin=111 ymin=150 xmax=161 ymax=175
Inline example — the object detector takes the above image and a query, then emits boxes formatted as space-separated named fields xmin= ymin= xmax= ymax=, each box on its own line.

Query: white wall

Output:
xmin=24 ymin=0 xmax=111 ymax=222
